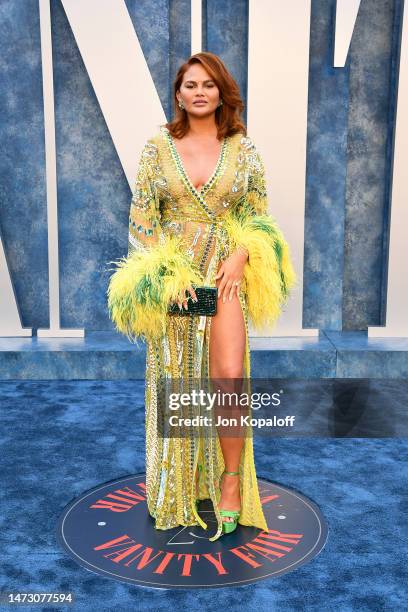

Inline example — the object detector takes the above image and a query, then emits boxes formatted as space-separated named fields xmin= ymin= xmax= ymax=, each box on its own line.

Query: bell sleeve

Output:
xmin=223 ymin=140 xmax=297 ymax=330
xmin=106 ymin=139 xmax=203 ymax=343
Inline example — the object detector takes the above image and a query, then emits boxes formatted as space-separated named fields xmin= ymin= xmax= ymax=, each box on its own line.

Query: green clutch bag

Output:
xmin=168 ymin=285 xmax=218 ymax=316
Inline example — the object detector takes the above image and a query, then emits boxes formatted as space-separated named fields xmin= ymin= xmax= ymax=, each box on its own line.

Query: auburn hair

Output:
xmin=164 ymin=52 xmax=246 ymax=140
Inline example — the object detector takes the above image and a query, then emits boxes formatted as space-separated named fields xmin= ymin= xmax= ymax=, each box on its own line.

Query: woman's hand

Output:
xmin=169 ymin=285 xmax=198 ymax=311
xmin=215 ymin=247 xmax=248 ymax=302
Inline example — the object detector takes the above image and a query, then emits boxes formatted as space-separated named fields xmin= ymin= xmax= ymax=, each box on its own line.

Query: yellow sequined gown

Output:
xmin=107 ymin=125 xmax=297 ymax=542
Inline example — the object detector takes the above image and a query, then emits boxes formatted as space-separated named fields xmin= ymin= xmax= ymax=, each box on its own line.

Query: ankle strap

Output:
xmin=223 ymin=470 xmax=239 ymax=476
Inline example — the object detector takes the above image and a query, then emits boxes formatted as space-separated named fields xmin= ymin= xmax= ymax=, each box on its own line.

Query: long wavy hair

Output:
xmin=164 ymin=52 xmax=246 ymax=140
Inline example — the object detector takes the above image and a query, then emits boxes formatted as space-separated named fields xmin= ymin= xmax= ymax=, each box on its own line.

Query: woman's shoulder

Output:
xmin=237 ymin=134 xmax=265 ymax=175
xmin=143 ymin=129 xmax=162 ymax=146
xmin=237 ymin=133 xmax=260 ymax=152
xmin=225 ymin=131 xmax=260 ymax=162
xmin=230 ymin=133 xmax=262 ymax=164
xmin=139 ymin=126 xmax=167 ymax=149
xmin=136 ymin=130 xmax=164 ymax=162
xmin=140 ymin=126 xmax=172 ymax=158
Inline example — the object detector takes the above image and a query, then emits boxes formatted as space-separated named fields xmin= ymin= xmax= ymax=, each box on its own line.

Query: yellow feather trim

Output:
xmin=106 ymin=235 xmax=204 ymax=343
xmin=223 ymin=207 xmax=298 ymax=330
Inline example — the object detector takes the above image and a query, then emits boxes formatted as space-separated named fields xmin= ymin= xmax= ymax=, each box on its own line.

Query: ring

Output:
xmin=234 ymin=280 xmax=241 ymax=286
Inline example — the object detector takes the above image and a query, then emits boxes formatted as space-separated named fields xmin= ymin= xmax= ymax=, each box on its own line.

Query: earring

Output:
xmin=217 ymin=99 xmax=223 ymax=107
xmin=178 ymin=99 xmax=185 ymax=110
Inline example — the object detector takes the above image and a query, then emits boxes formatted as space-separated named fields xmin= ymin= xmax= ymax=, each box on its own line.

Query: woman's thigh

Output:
xmin=209 ymin=278 xmax=246 ymax=379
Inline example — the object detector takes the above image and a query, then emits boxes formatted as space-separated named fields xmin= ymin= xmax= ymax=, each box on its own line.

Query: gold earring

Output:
xmin=217 ymin=99 xmax=223 ymax=107
xmin=178 ymin=99 xmax=185 ymax=110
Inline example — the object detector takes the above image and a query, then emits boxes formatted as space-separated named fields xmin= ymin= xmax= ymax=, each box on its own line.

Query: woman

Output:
xmin=107 ymin=52 xmax=296 ymax=542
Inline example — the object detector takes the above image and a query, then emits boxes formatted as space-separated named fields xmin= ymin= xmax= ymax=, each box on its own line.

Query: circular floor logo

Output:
xmin=56 ymin=475 xmax=328 ymax=589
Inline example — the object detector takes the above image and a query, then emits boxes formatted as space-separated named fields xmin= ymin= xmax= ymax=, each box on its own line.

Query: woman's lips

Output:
xmin=193 ymin=101 xmax=207 ymax=104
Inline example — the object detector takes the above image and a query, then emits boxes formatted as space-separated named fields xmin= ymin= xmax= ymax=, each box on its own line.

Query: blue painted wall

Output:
xmin=0 ymin=0 xmax=403 ymax=334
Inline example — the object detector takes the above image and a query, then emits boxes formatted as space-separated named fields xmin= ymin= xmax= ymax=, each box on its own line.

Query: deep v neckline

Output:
xmin=165 ymin=129 xmax=228 ymax=200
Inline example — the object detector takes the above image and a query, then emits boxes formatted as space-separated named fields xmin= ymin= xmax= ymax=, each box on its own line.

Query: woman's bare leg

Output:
xmin=209 ymin=275 xmax=246 ymax=521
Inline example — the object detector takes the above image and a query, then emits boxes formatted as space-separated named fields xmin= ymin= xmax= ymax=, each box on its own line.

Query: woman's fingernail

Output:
xmin=223 ymin=297 xmax=225 ymax=303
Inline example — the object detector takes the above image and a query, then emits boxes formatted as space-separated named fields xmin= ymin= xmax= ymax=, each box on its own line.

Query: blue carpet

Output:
xmin=0 ymin=380 xmax=406 ymax=611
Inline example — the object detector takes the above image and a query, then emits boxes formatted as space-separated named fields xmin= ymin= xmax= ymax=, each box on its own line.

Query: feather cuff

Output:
xmin=106 ymin=235 xmax=204 ymax=343
xmin=223 ymin=200 xmax=297 ymax=330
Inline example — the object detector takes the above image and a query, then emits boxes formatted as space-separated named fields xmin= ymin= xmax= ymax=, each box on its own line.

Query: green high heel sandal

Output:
xmin=219 ymin=470 xmax=241 ymax=534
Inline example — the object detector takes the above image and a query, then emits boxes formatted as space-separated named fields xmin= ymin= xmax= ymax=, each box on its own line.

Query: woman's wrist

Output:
xmin=235 ymin=245 xmax=249 ymax=260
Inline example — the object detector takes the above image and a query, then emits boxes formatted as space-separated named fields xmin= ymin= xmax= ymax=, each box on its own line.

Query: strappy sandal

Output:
xmin=219 ymin=470 xmax=241 ymax=534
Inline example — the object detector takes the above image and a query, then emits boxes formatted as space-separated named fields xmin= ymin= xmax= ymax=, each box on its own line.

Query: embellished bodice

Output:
xmin=155 ymin=126 xmax=247 ymax=225
xmin=127 ymin=126 xmax=268 ymax=279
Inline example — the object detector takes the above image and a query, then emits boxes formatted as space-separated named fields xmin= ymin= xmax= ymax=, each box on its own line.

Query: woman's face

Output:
xmin=177 ymin=63 xmax=221 ymax=118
